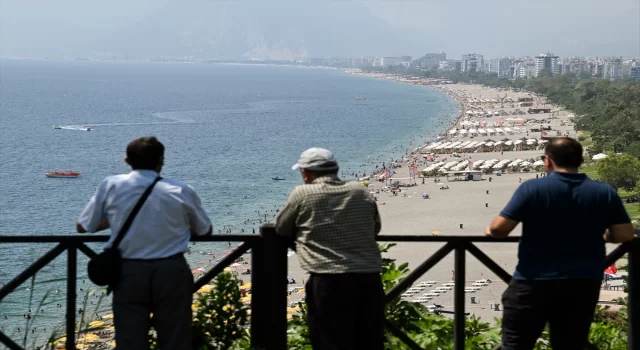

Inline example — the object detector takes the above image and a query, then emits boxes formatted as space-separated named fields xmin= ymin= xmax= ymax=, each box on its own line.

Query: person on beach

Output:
xmin=276 ymin=147 xmax=384 ymax=350
xmin=76 ymin=136 xmax=212 ymax=350
xmin=485 ymin=137 xmax=634 ymax=350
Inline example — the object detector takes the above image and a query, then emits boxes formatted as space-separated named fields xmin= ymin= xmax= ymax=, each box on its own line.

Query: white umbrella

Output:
xmin=592 ymin=153 xmax=608 ymax=160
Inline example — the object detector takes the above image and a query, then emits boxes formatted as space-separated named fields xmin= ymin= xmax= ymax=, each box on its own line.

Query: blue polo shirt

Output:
xmin=500 ymin=172 xmax=630 ymax=280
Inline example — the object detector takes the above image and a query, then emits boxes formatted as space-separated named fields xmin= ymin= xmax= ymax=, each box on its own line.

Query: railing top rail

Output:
xmin=376 ymin=235 xmax=521 ymax=242
xmin=1 ymin=234 xmax=636 ymax=244
xmin=0 ymin=234 xmax=261 ymax=243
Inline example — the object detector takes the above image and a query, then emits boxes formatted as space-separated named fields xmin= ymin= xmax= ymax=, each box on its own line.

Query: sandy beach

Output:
xmin=279 ymin=81 xmax=626 ymax=323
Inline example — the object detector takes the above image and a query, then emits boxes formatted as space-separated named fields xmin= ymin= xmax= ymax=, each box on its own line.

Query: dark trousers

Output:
xmin=306 ymin=273 xmax=385 ymax=350
xmin=501 ymin=278 xmax=601 ymax=350
xmin=113 ymin=254 xmax=193 ymax=350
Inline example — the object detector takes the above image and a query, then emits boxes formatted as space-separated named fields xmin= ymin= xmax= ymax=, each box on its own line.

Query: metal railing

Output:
xmin=0 ymin=228 xmax=637 ymax=350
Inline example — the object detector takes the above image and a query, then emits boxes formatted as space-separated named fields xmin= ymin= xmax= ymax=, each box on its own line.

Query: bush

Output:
xmin=150 ymin=272 xmax=249 ymax=350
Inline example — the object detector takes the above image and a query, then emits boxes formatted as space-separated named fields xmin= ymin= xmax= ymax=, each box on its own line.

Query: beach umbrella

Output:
xmin=88 ymin=321 xmax=105 ymax=328
xmin=431 ymin=230 xmax=441 ymax=236
xmin=197 ymin=285 xmax=213 ymax=293
xmin=287 ymin=307 xmax=300 ymax=313
xmin=297 ymin=288 xmax=306 ymax=294
xmin=592 ymin=153 xmax=607 ymax=160
xmin=286 ymin=314 xmax=293 ymax=320
xmin=102 ymin=313 xmax=114 ymax=319
xmin=239 ymin=283 xmax=252 ymax=289
xmin=79 ymin=334 xmax=100 ymax=341
xmin=604 ymin=265 xmax=618 ymax=275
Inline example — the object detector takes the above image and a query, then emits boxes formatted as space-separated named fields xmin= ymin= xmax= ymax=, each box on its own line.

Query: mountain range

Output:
xmin=1 ymin=0 xmax=439 ymax=59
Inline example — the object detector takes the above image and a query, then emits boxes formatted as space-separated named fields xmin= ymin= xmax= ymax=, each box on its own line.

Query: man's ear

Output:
xmin=124 ymin=156 xmax=131 ymax=166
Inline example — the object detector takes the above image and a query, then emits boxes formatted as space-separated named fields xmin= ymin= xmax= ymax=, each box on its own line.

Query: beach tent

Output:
xmin=593 ymin=153 xmax=608 ymax=160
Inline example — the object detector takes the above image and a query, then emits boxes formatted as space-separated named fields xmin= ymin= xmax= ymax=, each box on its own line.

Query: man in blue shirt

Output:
xmin=77 ymin=137 xmax=212 ymax=350
xmin=486 ymin=137 xmax=634 ymax=349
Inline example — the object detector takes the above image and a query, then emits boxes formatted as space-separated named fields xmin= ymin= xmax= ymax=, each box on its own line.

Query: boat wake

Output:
xmin=56 ymin=126 xmax=93 ymax=131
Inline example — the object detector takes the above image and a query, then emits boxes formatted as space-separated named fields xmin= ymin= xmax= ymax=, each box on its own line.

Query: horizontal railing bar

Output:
xmin=192 ymin=241 xmax=253 ymax=292
xmin=0 ymin=243 xmax=67 ymax=302
xmin=0 ymin=330 xmax=22 ymax=350
xmin=0 ymin=234 xmax=261 ymax=243
xmin=466 ymin=243 xmax=513 ymax=284
xmin=377 ymin=235 xmax=520 ymax=242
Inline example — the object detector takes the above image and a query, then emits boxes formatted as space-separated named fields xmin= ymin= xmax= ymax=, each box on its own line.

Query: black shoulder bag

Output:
xmin=87 ymin=176 xmax=162 ymax=291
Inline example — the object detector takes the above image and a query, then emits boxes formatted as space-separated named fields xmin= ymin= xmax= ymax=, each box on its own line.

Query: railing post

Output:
xmin=454 ymin=243 xmax=466 ymax=350
xmin=66 ymin=243 xmax=77 ymax=350
xmin=629 ymin=238 xmax=640 ymax=350
xmin=251 ymin=224 xmax=288 ymax=349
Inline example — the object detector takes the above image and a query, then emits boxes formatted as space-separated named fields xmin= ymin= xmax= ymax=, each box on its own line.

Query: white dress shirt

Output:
xmin=78 ymin=170 xmax=212 ymax=259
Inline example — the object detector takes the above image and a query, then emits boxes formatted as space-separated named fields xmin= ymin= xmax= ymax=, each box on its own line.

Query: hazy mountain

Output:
xmin=0 ymin=0 xmax=438 ymax=59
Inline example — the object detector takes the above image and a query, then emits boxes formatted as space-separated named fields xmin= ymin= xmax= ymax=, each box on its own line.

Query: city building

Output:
xmin=461 ymin=53 xmax=484 ymax=72
xmin=534 ymin=52 xmax=560 ymax=77
xmin=438 ymin=59 xmax=461 ymax=73
xmin=631 ymin=67 xmax=640 ymax=81
xmin=381 ymin=57 xmax=411 ymax=67
xmin=418 ymin=52 xmax=446 ymax=70
xmin=603 ymin=59 xmax=622 ymax=81
xmin=564 ymin=58 xmax=591 ymax=75
xmin=489 ymin=57 xmax=515 ymax=78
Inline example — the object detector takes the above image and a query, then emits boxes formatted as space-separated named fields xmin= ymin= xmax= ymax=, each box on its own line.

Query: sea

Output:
xmin=0 ymin=59 xmax=457 ymax=345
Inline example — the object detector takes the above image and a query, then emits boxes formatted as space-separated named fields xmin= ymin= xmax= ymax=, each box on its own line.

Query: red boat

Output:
xmin=46 ymin=171 xmax=83 ymax=178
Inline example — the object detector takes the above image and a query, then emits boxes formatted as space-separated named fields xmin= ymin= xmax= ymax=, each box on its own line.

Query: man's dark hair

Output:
xmin=126 ymin=136 xmax=164 ymax=170
xmin=544 ymin=137 xmax=583 ymax=168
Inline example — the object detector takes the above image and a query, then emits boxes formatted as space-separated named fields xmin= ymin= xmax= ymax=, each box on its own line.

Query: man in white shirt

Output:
xmin=77 ymin=136 xmax=212 ymax=350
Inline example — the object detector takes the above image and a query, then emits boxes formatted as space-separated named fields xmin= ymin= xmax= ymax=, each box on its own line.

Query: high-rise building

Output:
xmin=603 ymin=59 xmax=622 ymax=81
xmin=535 ymin=52 xmax=560 ymax=77
xmin=631 ymin=67 xmax=640 ymax=82
xmin=489 ymin=57 xmax=515 ymax=78
xmin=461 ymin=53 xmax=484 ymax=72
xmin=419 ymin=52 xmax=446 ymax=70
xmin=438 ymin=59 xmax=461 ymax=73
xmin=380 ymin=57 xmax=401 ymax=66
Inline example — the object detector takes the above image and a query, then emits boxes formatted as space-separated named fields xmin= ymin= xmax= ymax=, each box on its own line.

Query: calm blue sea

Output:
xmin=0 ymin=60 xmax=456 ymax=343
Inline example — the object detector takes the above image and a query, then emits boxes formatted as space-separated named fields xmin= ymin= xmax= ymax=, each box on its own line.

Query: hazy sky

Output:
xmin=1 ymin=0 xmax=638 ymax=59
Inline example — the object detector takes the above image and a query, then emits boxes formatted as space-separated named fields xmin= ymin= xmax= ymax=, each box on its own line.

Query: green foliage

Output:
xmin=151 ymin=272 xmax=249 ymax=350
xmin=595 ymin=153 xmax=640 ymax=191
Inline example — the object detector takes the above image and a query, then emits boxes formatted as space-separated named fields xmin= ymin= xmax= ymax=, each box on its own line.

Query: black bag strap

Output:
xmin=112 ymin=176 xmax=162 ymax=249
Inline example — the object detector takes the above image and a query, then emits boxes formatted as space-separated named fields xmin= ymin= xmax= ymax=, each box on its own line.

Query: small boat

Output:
xmin=53 ymin=125 xmax=62 ymax=129
xmin=46 ymin=171 xmax=82 ymax=178
xmin=354 ymin=97 xmax=367 ymax=100
xmin=272 ymin=177 xmax=285 ymax=181
xmin=79 ymin=127 xmax=92 ymax=131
